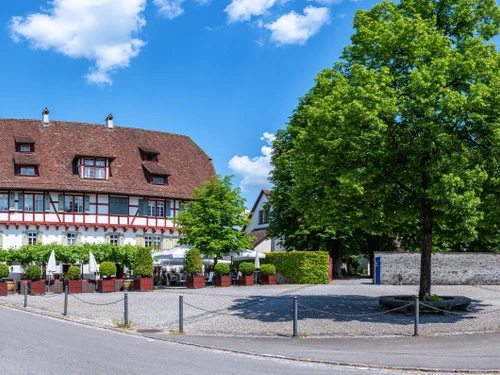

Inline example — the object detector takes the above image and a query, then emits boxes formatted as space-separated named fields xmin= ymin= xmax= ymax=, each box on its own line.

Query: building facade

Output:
xmin=0 ymin=111 xmax=215 ymax=254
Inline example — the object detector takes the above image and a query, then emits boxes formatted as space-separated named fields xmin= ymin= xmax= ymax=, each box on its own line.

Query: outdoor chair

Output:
xmin=206 ymin=271 xmax=214 ymax=286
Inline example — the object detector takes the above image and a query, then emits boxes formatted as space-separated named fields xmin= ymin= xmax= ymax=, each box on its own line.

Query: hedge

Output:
xmin=263 ymin=251 xmax=329 ymax=284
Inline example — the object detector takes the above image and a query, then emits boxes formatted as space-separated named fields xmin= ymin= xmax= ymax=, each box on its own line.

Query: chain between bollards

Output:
xmin=293 ymin=296 xmax=298 ymax=337
xmin=179 ymin=295 xmax=184 ymax=334
xmin=124 ymin=293 xmax=129 ymax=326
xmin=24 ymin=283 xmax=28 ymax=307
xmin=63 ymin=286 xmax=68 ymax=316
xmin=414 ymin=296 xmax=419 ymax=336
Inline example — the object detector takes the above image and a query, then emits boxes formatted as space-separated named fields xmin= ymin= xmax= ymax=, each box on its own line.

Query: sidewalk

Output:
xmin=145 ymin=332 xmax=500 ymax=373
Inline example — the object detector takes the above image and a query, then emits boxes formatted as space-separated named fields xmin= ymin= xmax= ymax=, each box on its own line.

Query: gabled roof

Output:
xmin=0 ymin=118 xmax=215 ymax=199
xmin=14 ymin=136 xmax=35 ymax=144
xmin=141 ymin=161 xmax=171 ymax=176
xmin=249 ymin=228 xmax=268 ymax=247
xmin=242 ymin=189 xmax=271 ymax=232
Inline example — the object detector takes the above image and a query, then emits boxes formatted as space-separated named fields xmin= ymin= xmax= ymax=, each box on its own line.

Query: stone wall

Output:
xmin=375 ymin=252 xmax=500 ymax=285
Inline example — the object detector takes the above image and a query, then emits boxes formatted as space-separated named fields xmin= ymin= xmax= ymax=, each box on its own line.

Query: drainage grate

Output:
xmin=137 ymin=329 xmax=163 ymax=334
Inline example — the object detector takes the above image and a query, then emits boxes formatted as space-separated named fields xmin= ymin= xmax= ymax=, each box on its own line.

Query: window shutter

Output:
xmin=17 ymin=193 xmax=24 ymax=211
xmin=44 ymin=193 xmax=51 ymax=212
xmin=166 ymin=201 xmax=171 ymax=217
xmin=61 ymin=232 xmax=67 ymax=245
xmin=0 ymin=231 xmax=3 ymax=250
xmin=58 ymin=194 xmax=64 ymax=212
xmin=172 ymin=237 xmax=180 ymax=248
xmin=162 ymin=236 xmax=171 ymax=250
xmin=105 ymin=233 xmax=111 ymax=244
xmin=22 ymin=232 xmax=28 ymax=246
xmin=37 ymin=232 xmax=43 ymax=245
xmin=84 ymin=195 xmax=90 ymax=213
xmin=119 ymin=234 xmax=125 ymax=246
xmin=77 ymin=232 xmax=83 ymax=245
xmin=9 ymin=192 xmax=15 ymax=210
xmin=138 ymin=200 xmax=147 ymax=216
xmin=136 ymin=235 xmax=145 ymax=247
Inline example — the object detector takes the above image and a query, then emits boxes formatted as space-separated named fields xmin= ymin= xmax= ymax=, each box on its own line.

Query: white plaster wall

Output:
xmin=247 ymin=194 xmax=269 ymax=233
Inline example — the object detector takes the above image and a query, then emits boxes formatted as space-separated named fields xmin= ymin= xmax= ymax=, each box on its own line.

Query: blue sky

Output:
xmin=1 ymin=0 xmax=379 ymax=208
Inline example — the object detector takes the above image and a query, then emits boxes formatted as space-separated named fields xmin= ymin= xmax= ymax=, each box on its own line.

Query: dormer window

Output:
xmin=19 ymin=144 xmax=33 ymax=152
xmin=15 ymin=136 xmax=35 ymax=152
xmin=139 ymin=146 xmax=160 ymax=162
xmin=153 ymin=176 xmax=165 ymax=185
xmin=82 ymin=158 xmax=107 ymax=179
xmin=146 ymin=154 xmax=157 ymax=162
xmin=19 ymin=166 xmax=38 ymax=176
xmin=14 ymin=152 xmax=40 ymax=177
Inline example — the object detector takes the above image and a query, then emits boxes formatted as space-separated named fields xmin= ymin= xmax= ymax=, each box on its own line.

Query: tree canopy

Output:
xmin=269 ymin=0 xmax=500 ymax=299
xmin=175 ymin=175 xmax=253 ymax=259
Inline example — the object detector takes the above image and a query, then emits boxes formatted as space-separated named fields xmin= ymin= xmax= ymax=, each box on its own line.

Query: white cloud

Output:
xmin=309 ymin=0 xmax=342 ymax=4
xmin=225 ymin=0 xmax=277 ymax=23
xmin=153 ymin=0 xmax=184 ymax=19
xmin=9 ymin=0 xmax=146 ymax=85
xmin=228 ymin=132 xmax=276 ymax=190
xmin=194 ymin=0 xmax=211 ymax=4
xmin=265 ymin=6 xmax=329 ymax=45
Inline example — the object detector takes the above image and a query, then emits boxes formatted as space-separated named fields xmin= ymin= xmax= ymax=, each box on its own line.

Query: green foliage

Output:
xmin=99 ymin=261 xmax=117 ymax=278
xmin=184 ymin=248 xmax=203 ymax=275
xmin=0 ymin=250 xmax=9 ymax=263
xmin=238 ymin=262 xmax=255 ymax=275
xmin=67 ymin=266 xmax=81 ymax=280
xmin=259 ymin=264 xmax=276 ymax=276
xmin=25 ymin=265 xmax=42 ymax=281
xmin=264 ymin=252 xmax=329 ymax=284
xmin=214 ymin=262 xmax=230 ymax=276
xmin=429 ymin=294 xmax=443 ymax=302
xmin=0 ymin=264 xmax=10 ymax=279
xmin=133 ymin=247 xmax=153 ymax=277
xmin=174 ymin=175 xmax=253 ymax=259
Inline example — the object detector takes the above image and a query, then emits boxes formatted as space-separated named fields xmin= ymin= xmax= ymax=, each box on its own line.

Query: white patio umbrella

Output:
xmin=46 ymin=250 xmax=57 ymax=281
xmin=152 ymin=245 xmax=190 ymax=260
xmin=254 ymin=251 xmax=261 ymax=269
xmin=232 ymin=249 xmax=266 ymax=261
xmin=89 ymin=251 xmax=99 ymax=280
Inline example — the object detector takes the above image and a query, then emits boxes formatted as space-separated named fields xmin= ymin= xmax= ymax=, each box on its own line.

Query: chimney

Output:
xmin=105 ymin=113 xmax=114 ymax=129
xmin=42 ymin=108 xmax=50 ymax=126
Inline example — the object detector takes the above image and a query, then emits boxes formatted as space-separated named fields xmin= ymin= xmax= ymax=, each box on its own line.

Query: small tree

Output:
xmin=175 ymin=175 xmax=253 ymax=259
xmin=214 ymin=262 xmax=230 ymax=276
xmin=67 ymin=266 xmax=81 ymax=280
xmin=25 ymin=265 xmax=42 ymax=281
xmin=133 ymin=247 xmax=153 ymax=277
xmin=0 ymin=264 xmax=10 ymax=280
xmin=259 ymin=264 xmax=276 ymax=276
xmin=99 ymin=261 xmax=117 ymax=278
xmin=239 ymin=262 xmax=255 ymax=276
xmin=184 ymin=248 xmax=203 ymax=275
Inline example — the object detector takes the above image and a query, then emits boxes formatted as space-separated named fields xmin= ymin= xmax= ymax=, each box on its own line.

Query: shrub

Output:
xmin=25 ymin=265 xmax=42 ymax=281
xmin=214 ymin=262 xmax=230 ymax=276
xmin=184 ymin=248 xmax=203 ymax=275
xmin=134 ymin=247 xmax=153 ymax=277
xmin=264 ymin=251 xmax=329 ymax=284
xmin=259 ymin=264 xmax=276 ymax=276
xmin=239 ymin=262 xmax=255 ymax=275
xmin=0 ymin=264 xmax=10 ymax=280
xmin=99 ymin=261 xmax=117 ymax=278
xmin=67 ymin=266 xmax=81 ymax=280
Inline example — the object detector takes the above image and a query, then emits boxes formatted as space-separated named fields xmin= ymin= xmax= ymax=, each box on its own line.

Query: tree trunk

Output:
xmin=419 ymin=162 xmax=433 ymax=301
xmin=328 ymin=239 xmax=343 ymax=279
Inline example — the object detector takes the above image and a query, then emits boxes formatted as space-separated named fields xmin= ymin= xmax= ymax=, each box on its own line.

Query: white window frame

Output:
xmin=67 ymin=232 xmax=76 ymax=246
xmin=109 ymin=234 xmax=119 ymax=245
xmin=28 ymin=232 xmax=38 ymax=246
xmin=145 ymin=235 xmax=161 ymax=249
xmin=20 ymin=167 xmax=36 ymax=176
xmin=0 ymin=194 xmax=7 ymax=211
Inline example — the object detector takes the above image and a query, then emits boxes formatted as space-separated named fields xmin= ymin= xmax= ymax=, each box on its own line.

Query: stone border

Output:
xmin=379 ymin=295 xmax=472 ymax=312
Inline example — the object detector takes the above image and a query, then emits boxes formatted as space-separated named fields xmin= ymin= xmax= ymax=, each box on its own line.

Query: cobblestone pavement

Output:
xmin=1 ymin=279 xmax=499 ymax=338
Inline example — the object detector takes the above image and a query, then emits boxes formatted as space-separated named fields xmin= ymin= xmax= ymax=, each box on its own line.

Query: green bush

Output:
xmin=263 ymin=251 xmax=329 ymax=284
xmin=214 ymin=262 xmax=230 ymax=276
xmin=99 ymin=261 xmax=117 ymax=278
xmin=25 ymin=265 xmax=42 ymax=281
xmin=133 ymin=247 xmax=153 ymax=277
xmin=0 ymin=264 xmax=10 ymax=279
xmin=239 ymin=262 xmax=255 ymax=275
xmin=184 ymin=248 xmax=203 ymax=275
xmin=67 ymin=266 xmax=81 ymax=280
xmin=259 ymin=264 xmax=276 ymax=276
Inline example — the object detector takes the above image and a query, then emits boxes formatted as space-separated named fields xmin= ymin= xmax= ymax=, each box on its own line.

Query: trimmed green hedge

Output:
xmin=99 ymin=261 xmax=117 ymax=278
xmin=25 ymin=265 xmax=42 ymax=281
xmin=214 ymin=262 xmax=230 ymax=276
xmin=263 ymin=251 xmax=329 ymax=284
xmin=67 ymin=266 xmax=81 ymax=280
xmin=0 ymin=263 xmax=10 ymax=279
xmin=239 ymin=262 xmax=255 ymax=275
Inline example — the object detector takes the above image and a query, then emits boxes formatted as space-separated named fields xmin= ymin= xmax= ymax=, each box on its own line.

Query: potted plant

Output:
xmin=185 ymin=248 xmax=204 ymax=289
xmin=0 ymin=264 xmax=9 ymax=297
xmin=65 ymin=265 xmax=82 ymax=293
xmin=213 ymin=263 xmax=231 ymax=287
xmin=260 ymin=264 xmax=277 ymax=285
xmin=238 ymin=262 xmax=255 ymax=286
xmin=25 ymin=264 xmax=45 ymax=295
xmin=98 ymin=261 xmax=116 ymax=293
xmin=133 ymin=247 xmax=153 ymax=292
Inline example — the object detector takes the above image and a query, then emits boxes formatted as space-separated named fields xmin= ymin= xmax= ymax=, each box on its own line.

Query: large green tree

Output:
xmin=175 ymin=175 xmax=253 ymax=259
xmin=270 ymin=0 xmax=500 ymax=299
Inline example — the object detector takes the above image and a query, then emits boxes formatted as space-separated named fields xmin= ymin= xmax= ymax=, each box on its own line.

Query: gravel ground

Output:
xmin=2 ymin=279 xmax=500 ymax=338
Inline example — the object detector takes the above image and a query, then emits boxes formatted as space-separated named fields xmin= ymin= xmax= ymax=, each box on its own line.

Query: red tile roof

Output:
xmin=139 ymin=146 xmax=161 ymax=154
xmin=0 ymin=118 xmax=215 ymax=199
xmin=14 ymin=153 xmax=40 ymax=166
xmin=15 ymin=136 xmax=35 ymax=143
xmin=141 ymin=161 xmax=171 ymax=176
xmin=249 ymin=228 xmax=268 ymax=247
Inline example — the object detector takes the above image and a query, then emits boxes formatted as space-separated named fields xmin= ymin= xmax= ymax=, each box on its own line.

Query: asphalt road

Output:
xmin=0 ymin=306 xmax=434 ymax=375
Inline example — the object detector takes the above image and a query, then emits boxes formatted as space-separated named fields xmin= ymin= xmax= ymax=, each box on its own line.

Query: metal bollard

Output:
xmin=293 ymin=296 xmax=298 ymax=337
xmin=63 ymin=286 xmax=68 ymax=316
xmin=24 ymin=283 xmax=28 ymax=307
xmin=179 ymin=295 xmax=184 ymax=334
xmin=413 ymin=296 xmax=419 ymax=336
xmin=124 ymin=293 xmax=129 ymax=326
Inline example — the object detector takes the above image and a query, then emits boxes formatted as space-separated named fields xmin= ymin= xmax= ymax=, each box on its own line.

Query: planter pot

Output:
xmin=239 ymin=275 xmax=254 ymax=286
xmin=0 ymin=281 xmax=6 ymax=296
xmin=186 ymin=275 xmax=205 ymax=289
xmin=6 ymin=280 xmax=16 ymax=295
xmin=261 ymin=275 xmax=276 ymax=285
xmin=66 ymin=280 xmax=82 ymax=293
xmin=214 ymin=275 xmax=231 ymax=287
xmin=114 ymin=278 xmax=124 ymax=292
xmin=47 ymin=280 xmax=64 ymax=294
xmin=134 ymin=277 xmax=153 ymax=292
xmin=98 ymin=278 xmax=115 ymax=293
xmin=123 ymin=278 xmax=135 ymax=292
xmin=82 ymin=280 xmax=96 ymax=293
xmin=29 ymin=280 xmax=45 ymax=295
